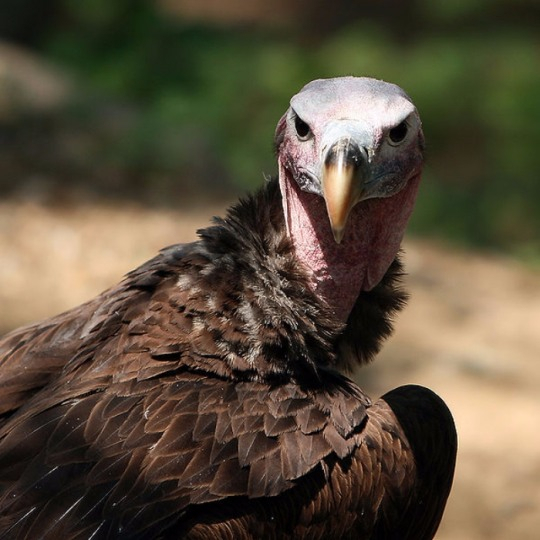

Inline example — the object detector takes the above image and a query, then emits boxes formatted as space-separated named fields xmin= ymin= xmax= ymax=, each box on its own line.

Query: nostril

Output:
xmin=325 ymin=140 xmax=368 ymax=169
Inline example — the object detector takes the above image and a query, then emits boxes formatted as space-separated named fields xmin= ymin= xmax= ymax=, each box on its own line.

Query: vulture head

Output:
xmin=275 ymin=77 xmax=424 ymax=321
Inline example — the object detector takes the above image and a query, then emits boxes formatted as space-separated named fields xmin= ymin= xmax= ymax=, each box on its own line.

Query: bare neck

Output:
xmin=279 ymin=166 xmax=420 ymax=322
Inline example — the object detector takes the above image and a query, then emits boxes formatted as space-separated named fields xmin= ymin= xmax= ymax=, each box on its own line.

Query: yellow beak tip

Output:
xmin=332 ymin=227 xmax=345 ymax=244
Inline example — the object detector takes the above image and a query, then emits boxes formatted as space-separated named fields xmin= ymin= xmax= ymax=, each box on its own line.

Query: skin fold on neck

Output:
xmin=279 ymin=163 xmax=421 ymax=322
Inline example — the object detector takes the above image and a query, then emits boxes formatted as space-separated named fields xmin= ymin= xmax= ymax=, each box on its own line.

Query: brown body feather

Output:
xmin=0 ymin=179 xmax=456 ymax=539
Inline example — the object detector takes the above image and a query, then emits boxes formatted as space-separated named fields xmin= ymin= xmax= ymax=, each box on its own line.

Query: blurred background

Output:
xmin=0 ymin=1 xmax=539 ymax=538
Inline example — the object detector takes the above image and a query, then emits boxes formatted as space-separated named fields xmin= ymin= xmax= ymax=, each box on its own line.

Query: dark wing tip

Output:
xmin=381 ymin=384 xmax=457 ymax=458
xmin=380 ymin=384 xmax=457 ymax=540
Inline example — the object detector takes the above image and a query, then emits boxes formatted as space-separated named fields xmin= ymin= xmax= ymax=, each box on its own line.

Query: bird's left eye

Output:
xmin=388 ymin=121 xmax=408 ymax=145
xmin=294 ymin=114 xmax=311 ymax=140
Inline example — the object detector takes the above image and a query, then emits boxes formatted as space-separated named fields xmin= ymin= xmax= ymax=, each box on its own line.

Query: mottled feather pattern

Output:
xmin=0 ymin=372 xmax=369 ymax=537
xmin=0 ymin=178 xmax=456 ymax=539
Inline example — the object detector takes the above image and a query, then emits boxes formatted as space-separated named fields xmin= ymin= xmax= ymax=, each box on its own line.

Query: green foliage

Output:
xmin=40 ymin=1 xmax=539 ymax=256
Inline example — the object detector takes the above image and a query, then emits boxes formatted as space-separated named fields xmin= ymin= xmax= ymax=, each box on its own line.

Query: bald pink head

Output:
xmin=275 ymin=77 xmax=424 ymax=322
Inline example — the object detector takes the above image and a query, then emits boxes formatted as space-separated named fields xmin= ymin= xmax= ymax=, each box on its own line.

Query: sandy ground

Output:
xmin=0 ymin=198 xmax=539 ymax=539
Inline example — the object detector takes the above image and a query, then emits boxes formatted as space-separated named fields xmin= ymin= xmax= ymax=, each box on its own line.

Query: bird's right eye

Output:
xmin=294 ymin=114 xmax=311 ymax=140
xmin=388 ymin=121 xmax=409 ymax=145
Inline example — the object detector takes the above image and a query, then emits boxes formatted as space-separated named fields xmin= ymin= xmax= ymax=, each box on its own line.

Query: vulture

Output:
xmin=0 ymin=77 xmax=457 ymax=539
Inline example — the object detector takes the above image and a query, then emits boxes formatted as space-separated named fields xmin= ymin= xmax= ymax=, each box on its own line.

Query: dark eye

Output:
xmin=388 ymin=121 xmax=408 ymax=144
xmin=294 ymin=114 xmax=311 ymax=140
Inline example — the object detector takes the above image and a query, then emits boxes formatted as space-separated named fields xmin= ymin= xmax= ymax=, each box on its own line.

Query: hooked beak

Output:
xmin=322 ymin=139 xmax=369 ymax=243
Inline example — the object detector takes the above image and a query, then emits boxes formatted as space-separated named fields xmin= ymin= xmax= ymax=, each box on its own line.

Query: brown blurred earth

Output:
xmin=0 ymin=198 xmax=539 ymax=539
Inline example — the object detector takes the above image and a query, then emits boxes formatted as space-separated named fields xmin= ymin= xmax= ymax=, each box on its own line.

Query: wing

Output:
xmin=0 ymin=371 xmax=371 ymax=538
xmin=0 ymin=296 xmax=103 ymax=423
xmin=0 ymin=244 xmax=187 ymax=427
xmin=0 ymin=367 xmax=455 ymax=540
xmin=159 ymin=383 xmax=456 ymax=540
xmin=371 ymin=384 xmax=458 ymax=540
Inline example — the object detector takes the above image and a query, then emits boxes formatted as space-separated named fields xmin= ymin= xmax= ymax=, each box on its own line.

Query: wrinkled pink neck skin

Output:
xmin=279 ymin=163 xmax=421 ymax=322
